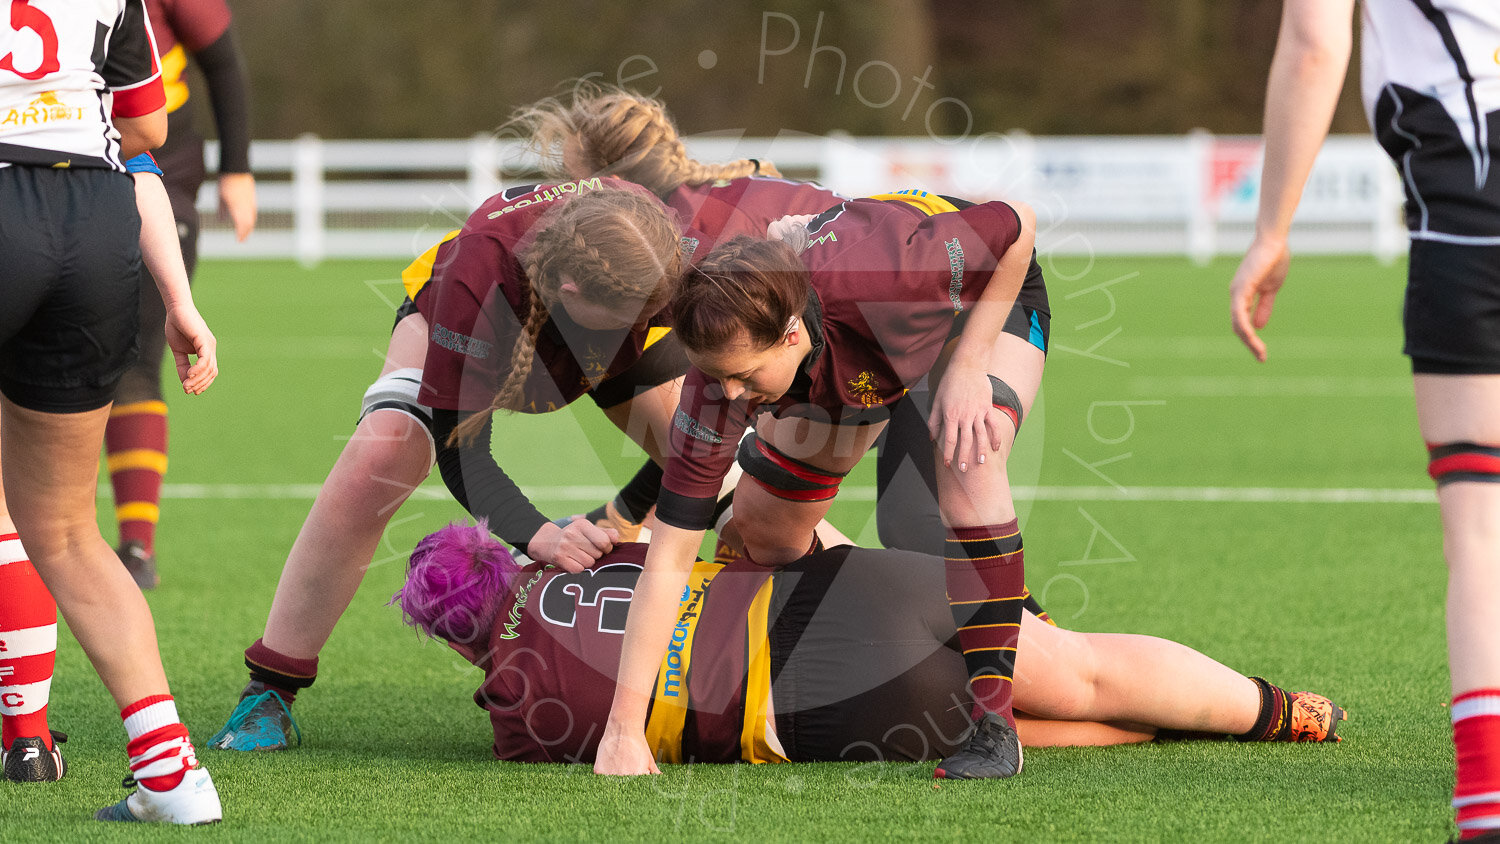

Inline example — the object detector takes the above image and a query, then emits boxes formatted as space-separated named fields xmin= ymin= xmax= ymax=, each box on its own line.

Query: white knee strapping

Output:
xmin=359 ymin=367 xmax=437 ymax=466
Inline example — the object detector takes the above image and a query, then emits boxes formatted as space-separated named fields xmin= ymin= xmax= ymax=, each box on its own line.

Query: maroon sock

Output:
xmin=944 ymin=521 xmax=1025 ymax=726
xmin=244 ymin=638 xmax=318 ymax=701
xmin=105 ymin=401 xmax=168 ymax=552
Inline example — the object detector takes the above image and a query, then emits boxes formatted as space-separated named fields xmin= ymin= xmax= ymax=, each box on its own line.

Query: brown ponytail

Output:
xmin=675 ymin=235 xmax=809 ymax=355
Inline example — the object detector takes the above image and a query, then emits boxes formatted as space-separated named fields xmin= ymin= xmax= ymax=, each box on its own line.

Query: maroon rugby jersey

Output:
xmin=144 ymin=0 xmax=229 ymax=56
xmin=665 ymin=175 xmax=845 ymax=258
xmin=412 ymin=177 xmax=680 ymax=414
xmin=660 ymin=198 xmax=1023 ymax=523
xmin=445 ymin=543 xmax=778 ymax=764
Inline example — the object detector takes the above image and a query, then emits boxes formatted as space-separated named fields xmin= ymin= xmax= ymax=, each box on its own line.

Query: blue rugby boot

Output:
xmin=207 ymin=681 xmax=301 ymax=751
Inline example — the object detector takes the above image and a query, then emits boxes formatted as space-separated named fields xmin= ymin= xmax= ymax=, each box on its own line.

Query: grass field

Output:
xmin=0 ymin=253 xmax=1457 ymax=841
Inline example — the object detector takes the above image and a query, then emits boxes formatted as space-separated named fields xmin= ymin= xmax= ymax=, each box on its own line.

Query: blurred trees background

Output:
xmin=224 ymin=0 xmax=1368 ymax=139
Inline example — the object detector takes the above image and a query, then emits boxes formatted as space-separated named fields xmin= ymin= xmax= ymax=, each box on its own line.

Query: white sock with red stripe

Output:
xmin=1455 ymin=688 xmax=1500 ymax=839
xmin=121 ymin=695 xmax=197 ymax=792
xmin=0 ymin=532 xmax=57 ymax=751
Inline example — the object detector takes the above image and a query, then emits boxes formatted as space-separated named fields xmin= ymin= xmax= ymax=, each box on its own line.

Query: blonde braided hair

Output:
xmin=508 ymin=83 xmax=781 ymax=197
xmin=447 ymin=188 xmax=684 ymax=446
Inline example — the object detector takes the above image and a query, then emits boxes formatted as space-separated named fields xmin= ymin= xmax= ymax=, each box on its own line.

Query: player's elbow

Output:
xmin=115 ymin=110 xmax=168 ymax=160
xmin=1278 ymin=13 xmax=1353 ymax=71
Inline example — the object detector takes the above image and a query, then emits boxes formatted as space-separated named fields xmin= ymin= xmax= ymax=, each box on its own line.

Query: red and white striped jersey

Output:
xmin=0 ymin=0 xmax=164 ymax=170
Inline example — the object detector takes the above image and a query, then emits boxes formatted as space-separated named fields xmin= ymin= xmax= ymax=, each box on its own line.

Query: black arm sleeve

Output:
xmin=430 ymin=409 xmax=550 ymax=550
xmin=192 ymin=29 xmax=251 ymax=173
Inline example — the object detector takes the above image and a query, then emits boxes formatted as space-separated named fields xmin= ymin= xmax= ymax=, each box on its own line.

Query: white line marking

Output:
xmin=105 ymin=483 xmax=1437 ymax=504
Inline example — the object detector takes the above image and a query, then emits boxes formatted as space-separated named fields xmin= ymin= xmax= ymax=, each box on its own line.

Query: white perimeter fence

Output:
xmin=197 ymin=132 xmax=1407 ymax=266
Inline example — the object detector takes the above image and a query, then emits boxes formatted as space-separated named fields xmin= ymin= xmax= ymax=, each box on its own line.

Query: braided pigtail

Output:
xmin=446 ymin=295 xmax=551 ymax=447
xmin=677 ymin=156 xmax=767 ymax=186
xmin=446 ymin=188 xmax=684 ymax=447
xmin=507 ymin=83 xmax=781 ymax=196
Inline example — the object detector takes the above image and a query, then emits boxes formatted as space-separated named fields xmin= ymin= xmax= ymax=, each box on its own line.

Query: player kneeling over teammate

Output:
xmin=206 ymin=182 xmax=686 ymax=753
xmin=395 ymin=522 xmax=1345 ymax=765
xmin=502 ymin=84 xmax=848 ymax=536
xmin=598 ymin=193 xmax=1052 ymax=779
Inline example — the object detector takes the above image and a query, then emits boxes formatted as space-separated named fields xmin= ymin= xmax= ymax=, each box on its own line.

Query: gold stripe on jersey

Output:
xmin=402 ymin=229 xmax=462 ymax=302
xmin=740 ymin=576 xmax=788 ymax=764
xmin=645 ymin=559 xmax=723 ymax=763
xmin=867 ymin=190 xmax=962 ymax=217
xmin=160 ymin=45 xmax=189 ymax=113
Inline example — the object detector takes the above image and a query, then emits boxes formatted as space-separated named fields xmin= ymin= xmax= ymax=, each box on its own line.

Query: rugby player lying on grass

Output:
xmin=393 ymin=522 xmax=1345 ymax=765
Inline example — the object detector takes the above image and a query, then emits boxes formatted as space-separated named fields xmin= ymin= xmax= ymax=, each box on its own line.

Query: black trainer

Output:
xmin=117 ymin=540 xmax=159 ymax=590
xmin=933 ymin=713 xmax=1023 ymax=780
xmin=2 ymin=730 xmax=67 ymax=782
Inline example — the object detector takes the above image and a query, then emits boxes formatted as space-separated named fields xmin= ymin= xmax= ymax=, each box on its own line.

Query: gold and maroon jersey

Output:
xmin=404 ymin=177 xmax=682 ymax=414
xmin=0 ymin=0 xmax=164 ymax=170
xmin=446 ymin=543 xmax=783 ymax=764
xmin=659 ymin=197 xmax=1024 ymax=526
xmin=142 ymin=0 xmax=228 ymax=113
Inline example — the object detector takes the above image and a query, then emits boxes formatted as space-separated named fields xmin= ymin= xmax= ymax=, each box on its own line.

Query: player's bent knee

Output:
xmin=1428 ymin=442 xmax=1500 ymax=486
xmin=736 ymin=431 xmax=849 ymax=503
xmin=360 ymin=367 xmax=437 ymax=467
xmin=989 ymin=375 xmax=1024 ymax=432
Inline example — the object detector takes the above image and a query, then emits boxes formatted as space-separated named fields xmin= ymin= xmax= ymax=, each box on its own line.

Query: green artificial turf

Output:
xmin=0 ymin=255 xmax=1457 ymax=841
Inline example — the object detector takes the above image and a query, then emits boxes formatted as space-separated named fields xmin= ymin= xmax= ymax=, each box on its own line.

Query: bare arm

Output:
xmin=1229 ymin=0 xmax=1357 ymax=361
xmin=133 ymin=171 xmax=218 ymax=394
xmin=115 ymin=107 xmax=167 ymax=160
xmin=929 ymin=201 xmax=1037 ymax=470
xmin=594 ymin=522 xmax=704 ymax=775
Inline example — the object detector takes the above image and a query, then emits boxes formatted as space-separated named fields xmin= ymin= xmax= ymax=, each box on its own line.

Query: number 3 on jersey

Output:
xmin=537 ymin=563 xmax=641 ymax=635
xmin=1 ymin=1 xmax=61 ymax=80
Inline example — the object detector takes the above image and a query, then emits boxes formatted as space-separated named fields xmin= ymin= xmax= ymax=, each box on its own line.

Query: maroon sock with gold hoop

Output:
xmin=106 ymin=400 xmax=168 ymax=553
xmin=944 ymin=520 xmax=1025 ymax=726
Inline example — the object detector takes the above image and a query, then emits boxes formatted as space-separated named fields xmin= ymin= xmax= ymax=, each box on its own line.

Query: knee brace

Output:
xmin=1428 ymin=442 xmax=1500 ymax=486
xmin=736 ymin=431 xmax=849 ymax=502
xmin=989 ymin=375 xmax=1025 ymax=432
xmin=360 ymin=367 xmax=436 ymax=464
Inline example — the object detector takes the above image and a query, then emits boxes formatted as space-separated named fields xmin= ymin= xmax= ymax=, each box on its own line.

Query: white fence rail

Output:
xmin=198 ymin=132 xmax=1407 ymax=266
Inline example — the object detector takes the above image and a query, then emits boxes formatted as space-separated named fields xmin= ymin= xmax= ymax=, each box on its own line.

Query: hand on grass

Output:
xmin=594 ymin=722 xmax=660 ymax=776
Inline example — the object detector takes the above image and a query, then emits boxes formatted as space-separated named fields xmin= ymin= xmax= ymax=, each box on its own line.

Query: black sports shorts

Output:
xmin=1403 ymin=239 xmax=1500 ymax=374
xmin=0 ymin=165 xmax=142 ymax=412
xmin=1373 ymin=84 xmax=1500 ymax=374
xmin=769 ymin=546 xmax=973 ymax=763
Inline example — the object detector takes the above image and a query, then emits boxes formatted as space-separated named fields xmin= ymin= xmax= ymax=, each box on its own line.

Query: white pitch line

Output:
xmin=109 ymin=483 xmax=1438 ymax=504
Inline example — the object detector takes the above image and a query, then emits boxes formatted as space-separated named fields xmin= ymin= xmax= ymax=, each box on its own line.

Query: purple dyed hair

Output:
xmin=391 ymin=519 xmax=520 ymax=644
